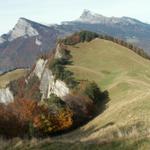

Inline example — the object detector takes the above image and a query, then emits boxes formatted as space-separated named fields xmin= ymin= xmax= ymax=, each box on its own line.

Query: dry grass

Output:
xmin=0 ymin=69 xmax=27 ymax=88
xmin=2 ymin=39 xmax=150 ymax=149
xmin=62 ymin=39 xmax=150 ymax=143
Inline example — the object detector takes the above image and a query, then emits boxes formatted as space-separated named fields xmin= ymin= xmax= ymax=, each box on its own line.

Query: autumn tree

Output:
xmin=33 ymin=108 xmax=73 ymax=134
xmin=0 ymin=99 xmax=40 ymax=137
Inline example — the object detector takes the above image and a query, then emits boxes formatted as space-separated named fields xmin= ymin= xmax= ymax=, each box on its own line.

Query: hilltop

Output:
xmin=1 ymin=31 xmax=150 ymax=149
xmin=52 ymin=35 xmax=150 ymax=149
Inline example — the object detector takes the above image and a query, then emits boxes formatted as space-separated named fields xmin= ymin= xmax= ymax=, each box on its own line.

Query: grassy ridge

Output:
xmin=62 ymin=38 xmax=150 ymax=143
xmin=0 ymin=69 xmax=27 ymax=88
xmin=2 ymin=38 xmax=150 ymax=149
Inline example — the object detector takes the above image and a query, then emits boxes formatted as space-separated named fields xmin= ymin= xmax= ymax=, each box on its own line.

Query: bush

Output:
xmin=75 ymin=81 xmax=108 ymax=104
xmin=60 ymin=48 xmax=72 ymax=63
xmin=49 ymin=43 xmax=78 ymax=89
xmin=0 ymin=97 xmax=73 ymax=138
xmin=32 ymin=94 xmax=73 ymax=135
xmin=84 ymin=82 xmax=103 ymax=103
xmin=0 ymin=99 xmax=40 ymax=138
xmin=45 ymin=94 xmax=66 ymax=110
xmin=61 ymin=31 xmax=99 ymax=45
xmin=49 ymin=58 xmax=78 ymax=89
xmin=64 ymin=94 xmax=94 ymax=125
xmin=33 ymin=108 xmax=73 ymax=134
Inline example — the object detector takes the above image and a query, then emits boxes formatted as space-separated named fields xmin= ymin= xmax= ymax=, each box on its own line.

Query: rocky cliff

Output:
xmin=0 ymin=88 xmax=14 ymax=104
xmin=0 ymin=45 xmax=70 ymax=103
xmin=33 ymin=58 xmax=69 ymax=100
xmin=0 ymin=18 xmax=59 ymax=71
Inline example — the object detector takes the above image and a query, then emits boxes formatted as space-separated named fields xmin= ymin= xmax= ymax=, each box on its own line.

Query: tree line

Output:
xmin=60 ymin=31 xmax=150 ymax=60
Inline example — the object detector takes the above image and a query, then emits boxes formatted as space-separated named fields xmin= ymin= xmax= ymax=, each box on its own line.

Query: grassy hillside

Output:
xmin=2 ymin=39 xmax=150 ymax=149
xmin=51 ymin=38 xmax=150 ymax=148
xmin=65 ymin=39 xmax=150 ymax=137
xmin=0 ymin=69 xmax=27 ymax=88
xmin=1 ymin=137 xmax=150 ymax=150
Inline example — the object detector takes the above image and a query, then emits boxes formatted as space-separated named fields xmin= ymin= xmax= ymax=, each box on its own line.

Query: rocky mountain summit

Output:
xmin=0 ymin=18 xmax=59 ymax=71
xmin=0 ymin=18 xmax=39 ymax=43
xmin=60 ymin=10 xmax=150 ymax=53
xmin=0 ymin=10 xmax=150 ymax=72
xmin=76 ymin=9 xmax=142 ymax=25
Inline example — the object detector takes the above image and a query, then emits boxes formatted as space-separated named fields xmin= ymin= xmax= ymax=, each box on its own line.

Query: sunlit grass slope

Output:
xmin=0 ymin=69 xmax=27 ymax=88
xmin=2 ymin=39 xmax=150 ymax=149
xmin=63 ymin=38 xmax=150 ymax=142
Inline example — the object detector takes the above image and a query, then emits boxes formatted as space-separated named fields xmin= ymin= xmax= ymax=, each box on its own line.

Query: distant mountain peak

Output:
xmin=81 ymin=9 xmax=104 ymax=18
xmin=81 ymin=9 xmax=95 ymax=17
xmin=8 ymin=17 xmax=39 ymax=41
xmin=78 ymin=9 xmax=106 ymax=23
xmin=18 ymin=17 xmax=29 ymax=22
xmin=76 ymin=9 xmax=140 ymax=25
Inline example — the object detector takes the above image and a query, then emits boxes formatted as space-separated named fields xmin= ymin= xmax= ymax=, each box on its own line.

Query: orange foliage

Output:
xmin=0 ymin=99 xmax=41 ymax=137
xmin=8 ymin=99 xmax=38 ymax=122
xmin=33 ymin=108 xmax=73 ymax=134
xmin=0 ymin=98 xmax=73 ymax=137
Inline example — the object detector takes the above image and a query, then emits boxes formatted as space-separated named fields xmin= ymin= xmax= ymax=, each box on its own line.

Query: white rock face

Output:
xmin=8 ymin=18 xmax=39 ymax=41
xmin=33 ymin=58 xmax=69 ymax=99
xmin=52 ymin=80 xmax=69 ymax=98
xmin=40 ymin=69 xmax=69 ymax=99
xmin=0 ymin=37 xmax=6 ymax=44
xmin=40 ymin=68 xmax=54 ymax=98
xmin=77 ymin=9 xmax=138 ymax=25
xmin=35 ymin=38 xmax=42 ymax=46
xmin=33 ymin=59 xmax=48 ymax=79
xmin=55 ymin=44 xmax=63 ymax=59
xmin=77 ymin=9 xmax=107 ymax=24
xmin=0 ymin=88 xmax=14 ymax=104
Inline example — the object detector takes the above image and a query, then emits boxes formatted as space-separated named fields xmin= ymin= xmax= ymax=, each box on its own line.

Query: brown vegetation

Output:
xmin=0 ymin=97 xmax=73 ymax=138
xmin=60 ymin=31 xmax=150 ymax=60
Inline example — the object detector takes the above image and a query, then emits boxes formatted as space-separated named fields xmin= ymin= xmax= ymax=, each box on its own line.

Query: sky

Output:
xmin=0 ymin=0 xmax=150 ymax=34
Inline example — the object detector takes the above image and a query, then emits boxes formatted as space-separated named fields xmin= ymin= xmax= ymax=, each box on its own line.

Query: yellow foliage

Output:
xmin=33 ymin=108 xmax=73 ymax=134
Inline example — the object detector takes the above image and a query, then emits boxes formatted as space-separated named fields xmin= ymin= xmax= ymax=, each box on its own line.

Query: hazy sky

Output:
xmin=0 ymin=0 xmax=150 ymax=34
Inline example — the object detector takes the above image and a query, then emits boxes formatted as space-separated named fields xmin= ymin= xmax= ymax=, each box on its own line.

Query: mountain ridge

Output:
xmin=0 ymin=17 xmax=56 ymax=44
xmin=59 ymin=10 xmax=150 ymax=53
xmin=0 ymin=17 xmax=59 ymax=71
xmin=1 ymin=10 xmax=150 ymax=72
xmin=75 ymin=9 xmax=145 ymax=25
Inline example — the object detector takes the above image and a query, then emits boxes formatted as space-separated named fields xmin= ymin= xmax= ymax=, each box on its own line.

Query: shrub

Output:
xmin=64 ymin=94 xmax=94 ymax=125
xmin=74 ymin=80 xmax=108 ymax=104
xmin=84 ymin=82 xmax=103 ymax=103
xmin=33 ymin=107 xmax=73 ymax=134
xmin=45 ymin=94 xmax=66 ymax=110
xmin=60 ymin=48 xmax=72 ymax=64
xmin=31 ymin=94 xmax=73 ymax=135
xmin=0 ymin=99 xmax=40 ymax=138
xmin=0 ymin=97 xmax=73 ymax=138
xmin=61 ymin=31 xmax=99 ymax=45
xmin=49 ymin=58 xmax=78 ymax=89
